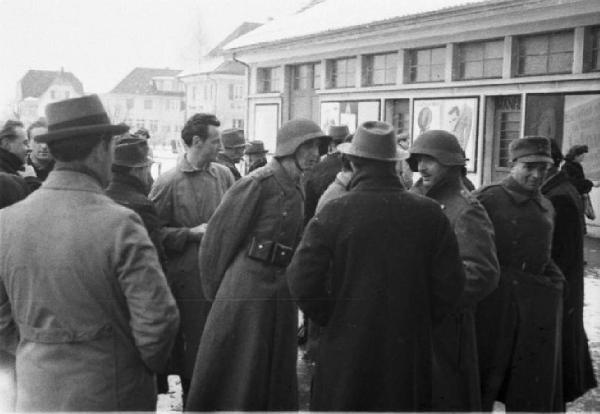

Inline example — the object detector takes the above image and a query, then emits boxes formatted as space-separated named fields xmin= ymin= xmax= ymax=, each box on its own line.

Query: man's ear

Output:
xmin=0 ymin=138 xmax=9 ymax=151
xmin=191 ymin=135 xmax=202 ymax=147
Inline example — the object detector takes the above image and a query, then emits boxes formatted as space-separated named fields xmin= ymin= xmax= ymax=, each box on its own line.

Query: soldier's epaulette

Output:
xmin=248 ymin=164 xmax=274 ymax=181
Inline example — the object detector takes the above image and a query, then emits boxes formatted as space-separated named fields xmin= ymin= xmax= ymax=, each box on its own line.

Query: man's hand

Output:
xmin=18 ymin=165 xmax=37 ymax=178
xmin=190 ymin=223 xmax=208 ymax=235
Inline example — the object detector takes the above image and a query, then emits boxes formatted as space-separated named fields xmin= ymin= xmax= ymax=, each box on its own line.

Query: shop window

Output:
xmin=257 ymin=67 xmax=281 ymax=93
xmin=326 ymin=57 xmax=356 ymax=88
xmin=590 ymin=26 xmax=600 ymax=71
xmin=517 ymin=31 xmax=573 ymax=76
xmin=457 ymin=39 xmax=503 ymax=80
xmin=407 ymin=47 xmax=445 ymax=83
xmin=292 ymin=63 xmax=319 ymax=91
xmin=384 ymin=99 xmax=409 ymax=137
xmin=362 ymin=52 xmax=397 ymax=86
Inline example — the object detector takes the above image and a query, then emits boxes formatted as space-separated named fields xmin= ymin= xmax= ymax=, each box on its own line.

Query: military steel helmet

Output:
xmin=274 ymin=118 xmax=330 ymax=158
xmin=407 ymin=129 xmax=467 ymax=172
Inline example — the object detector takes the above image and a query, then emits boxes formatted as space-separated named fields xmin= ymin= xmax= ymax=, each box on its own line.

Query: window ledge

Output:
xmin=249 ymin=92 xmax=282 ymax=99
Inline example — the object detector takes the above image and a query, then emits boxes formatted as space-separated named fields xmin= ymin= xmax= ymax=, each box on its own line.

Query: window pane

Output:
xmin=463 ymin=61 xmax=483 ymax=79
xmin=550 ymin=32 xmax=573 ymax=53
xmin=416 ymin=49 xmax=431 ymax=65
xmin=374 ymin=54 xmax=385 ymax=70
xmin=463 ymin=44 xmax=483 ymax=61
xmin=431 ymin=47 xmax=446 ymax=64
xmin=314 ymin=63 xmax=321 ymax=89
xmin=414 ymin=67 xmax=429 ymax=82
xmin=549 ymin=52 xmax=572 ymax=73
xmin=431 ymin=64 xmax=444 ymax=81
xmin=484 ymin=40 xmax=504 ymax=58
xmin=521 ymin=35 xmax=548 ymax=55
xmin=385 ymin=66 xmax=396 ymax=84
xmin=373 ymin=69 xmax=385 ymax=85
xmin=483 ymin=59 xmax=502 ymax=77
xmin=521 ymin=55 xmax=547 ymax=74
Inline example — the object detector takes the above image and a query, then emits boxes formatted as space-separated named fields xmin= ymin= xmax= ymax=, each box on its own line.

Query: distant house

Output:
xmin=16 ymin=69 xmax=84 ymax=126
xmin=179 ymin=22 xmax=262 ymax=131
xmin=102 ymin=68 xmax=185 ymax=146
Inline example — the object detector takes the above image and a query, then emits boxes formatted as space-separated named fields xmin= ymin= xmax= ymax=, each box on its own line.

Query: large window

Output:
xmin=517 ymin=31 xmax=573 ymax=76
xmin=590 ymin=26 xmax=600 ymax=71
xmin=407 ymin=47 xmax=445 ymax=83
xmin=257 ymin=67 xmax=281 ymax=93
xmin=362 ymin=52 xmax=397 ymax=86
xmin=457 ymin=39 xmax=503 ymax=80
xmin=126 ymin=98 xmax=134 ymax=110
xmin=292 ymin=63 xmax=320 ymax=90
xmin=326 ymin=57 xmax=356 ymax=88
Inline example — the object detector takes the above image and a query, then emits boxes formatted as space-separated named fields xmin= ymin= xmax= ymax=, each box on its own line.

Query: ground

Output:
xmin=157 ymin=236 xmax=600 ymax=412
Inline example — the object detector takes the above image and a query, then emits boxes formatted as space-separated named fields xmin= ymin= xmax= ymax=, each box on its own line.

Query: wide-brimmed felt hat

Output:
xmin=328 ymin=125 xmax=350 ymax=144
xmin=113 ymin=134 xmax=153 ymax=168
xmin=509 ymin=136 xmax=553 ymax=164
xmin=274 ymin=118 xmax=331 ymax=157
xmin=35 ymin=94 xmax=129 ymax=143
xmin=338 ymin=121 xmax=408 ymax=162
xmin=245 ymin=140 xmax=268 ymax=155
xmin=221 ymin=128 xmax=246 ymax=148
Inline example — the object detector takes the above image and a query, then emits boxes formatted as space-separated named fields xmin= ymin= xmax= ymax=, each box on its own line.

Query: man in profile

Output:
xmin=215 ymin=128 xmax=246 ymax=180
xmin=0 ymin=95 xmax=179 ymax=411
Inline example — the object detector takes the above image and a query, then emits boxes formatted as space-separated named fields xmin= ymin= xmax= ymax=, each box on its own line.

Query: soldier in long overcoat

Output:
xmin=287 ymin=121 xmax=466 ymax=411
xmin=542 ymin=141 xmax=597 ymax=405
xmin=473 ymin=136 xmax=565 ymax=411
xmin=0 ymin=95 xmax=179 ymax=411
xmin=409 ymin=130 xmax=499 ymax=411
xmin=186 ymin=119 xmax=330 ymax=411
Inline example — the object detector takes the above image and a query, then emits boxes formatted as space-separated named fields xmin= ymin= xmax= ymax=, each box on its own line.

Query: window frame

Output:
xmin=362 ymin=52 xmax=398 ymax=86
xmin=257 ymin=67 xmax=281 ymax=93
xmin=516 ymin=30 xmax=574 ymax=76
xmin=326 ymin=57 xmax=356 ymax=89
xmin=407 ymin=47 xmax=446 ymax=83
xmin=456 ymin=39 xmax=504 ymax=80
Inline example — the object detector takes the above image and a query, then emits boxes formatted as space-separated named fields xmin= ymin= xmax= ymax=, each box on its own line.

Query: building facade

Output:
xmin=16 ymin=69 xmax=84 ymax=126
xmin=224 ymin=0 xmax=600 ymax=230
xmin=102 ymin=68 xmax=185 ymax=146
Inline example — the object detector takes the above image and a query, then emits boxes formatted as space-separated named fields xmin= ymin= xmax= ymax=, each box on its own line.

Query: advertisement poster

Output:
xmin=413 ymin=98 xmax=478 ymax=172
xmin=563 ymin=94 xmax=600 ymax=181
xmin=254 ymin=104 xmax=279 ymax=154
xmin=321 ymin=101 xmax=380 ymax=134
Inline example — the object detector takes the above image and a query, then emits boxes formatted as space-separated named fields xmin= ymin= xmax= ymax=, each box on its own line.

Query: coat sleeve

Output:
xmin=429 ymin=210 xmax=466 ymax=324
xmin=149 ymin=176 xmax=198 ymax=252
xmin=454 ymin=204 xmax=500 ymax=306
xmin=286 ymin=207 xmax=336 ymax=326
xmin=0 ymin=281 xmax=18 ymax=355
xmin=198 ymin=177 xmax=262 ymax=300
xmin=114 ymin=212 xmax=180 ymax=374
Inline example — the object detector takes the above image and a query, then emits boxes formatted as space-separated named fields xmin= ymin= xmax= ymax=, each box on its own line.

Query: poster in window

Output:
xmin=412 ymin=98 xmax=478 ymax=172
xmin=357 ymin=101 xmax=380 ymax=126
xmin=525 ymin=94 xmax=564 ymax=144
xmin=320 ymin=102 xmax=340 ymax=133
xmin=563 ymin=94 xmax=600 ymax=181
xmin=254 ymin=104 xmax=279 ymax=154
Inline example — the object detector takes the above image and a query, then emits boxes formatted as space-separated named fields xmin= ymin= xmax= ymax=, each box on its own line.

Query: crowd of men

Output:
xmin=0 ymin=93 xmax=596 ymax=412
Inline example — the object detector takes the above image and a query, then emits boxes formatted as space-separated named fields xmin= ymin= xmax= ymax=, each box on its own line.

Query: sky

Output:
xmin=0 ymin=0 xmax=308 ymax=118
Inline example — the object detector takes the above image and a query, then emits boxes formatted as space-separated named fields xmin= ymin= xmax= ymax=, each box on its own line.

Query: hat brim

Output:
xmin=245 ymin=149 xmax=269 ymax=155
xmin=514 ymin=155 xmax=553 ymax=164
xmin=35 ymin=123 xmax=129 ymax=143
xmin=113 ymin=158 xmax=153 ymax=168
xmin=338 ymin=142 xmax=409 ymax=162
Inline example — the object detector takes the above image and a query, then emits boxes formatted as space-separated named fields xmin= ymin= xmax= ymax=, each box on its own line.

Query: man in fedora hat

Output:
xmin=245 ymin=139 xmax=268 ymax=173
xmin=106 ymin=134 xmax=165 ymax=267
xmin=0 ymin=94 xmax=179 ymax=411
xmin=304 ymin=124 xmax=350 ymax=221
xmin=186 ymin=118 xmax=330 ymax=411
xmin=473 ymin=136 xmax=565 ymax=411
xmin=216 ymin=128 xmax=246 ymax=180
xmin=409 ymin=130 xmax=499 ymax=411
xmin=287 ymin=121 xmax=465 ymax=411
xmin=149 ymin=113 xmax=234 ymax=404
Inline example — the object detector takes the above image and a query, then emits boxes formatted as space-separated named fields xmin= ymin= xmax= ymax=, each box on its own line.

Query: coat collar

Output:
xmin=349 ymin=164 xmax=404 ymax=192
xmin=107 ymin=172 xmax=148 ymax=196
xmin=0 ymin=147 xmax=24 ymax=175
xmin=501 ymin=175 xmax=548 ymax=210
xmin=412 ymin=175 xmax=464 ymax=201
xmin=43 ymin=168 xmax=105 ymax=194
xmin=270 ymin=158 xmax=304 ymax=198
xmin=178 ymin=153 xmax=219 ymax=177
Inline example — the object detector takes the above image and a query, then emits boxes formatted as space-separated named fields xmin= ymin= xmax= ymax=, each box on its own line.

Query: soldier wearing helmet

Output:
xmin=409 ymin=130 xmax=499 ymax=411
xmin=186 ymin=118 xmax=330 ymax=411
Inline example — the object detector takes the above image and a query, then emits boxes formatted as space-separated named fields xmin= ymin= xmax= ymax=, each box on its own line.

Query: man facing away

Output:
xmin=409 ymin=130 xmax=499 ymax=411
xmin=0 ymin=95 xmax=179 ymax=411
xmin=215 ymin=128 xmax=246 ymax=180
xmin=149 ymin=113 xmax=234 ymax=404
xmin=473 ymin=136 xmax=565 ymax=411
xmin=287 ymin=121 xmax=466 ymax=411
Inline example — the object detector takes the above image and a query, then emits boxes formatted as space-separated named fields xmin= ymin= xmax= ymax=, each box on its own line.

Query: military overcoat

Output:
xmin=287 ymin=167 xmax=466 ymax=411
xmin=474 ymin=176 xmax=565 ymax=411
xmin=186 ymin=159 xmax=304 ymax=411
xmin=412 ymin=176 xmax=499 ymax=411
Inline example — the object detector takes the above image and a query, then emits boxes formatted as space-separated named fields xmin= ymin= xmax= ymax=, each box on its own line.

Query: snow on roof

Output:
xmin=225 ymin=0 xmax=504 ymax=50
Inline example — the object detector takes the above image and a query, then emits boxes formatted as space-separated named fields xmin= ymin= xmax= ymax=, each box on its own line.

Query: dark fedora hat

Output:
xmin=328 ymin=125 xmax=350 ymax=144
xmin=36 ymin=94 xmax=129 ymax=143
xmin=113 ymin=134 xmax=152 ymax=168
xmin=338 ymin=121 xmax=408 ymax=162
xmin=245 ymin=140 xmax=268 ymax=155
xmin=221 ymin=128 xmax=246 ymax=148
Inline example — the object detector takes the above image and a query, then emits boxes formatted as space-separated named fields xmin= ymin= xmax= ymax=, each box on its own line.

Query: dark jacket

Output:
xmin=106 ymin=173 xmax=166 ymax=266
xmin=215 ymin=153 xmax=242 ymax=180
xmin=287 ymin=165 xmax=465 ymax=411
xmin=474 ymin=176 xmax=565 ymax=411
xmin=187 ymin=159 xmax=304 ymax=411
xmin=412 ymin=176 xmax=499 ymax=411
xmin=304 ymin=152 xmax=343 ymax=221
xmin=247 ymin=157 xmax=267 ymax=173
xmin=0 ymin=147 xmax=29 ymax=209
xmin=542 ymin=171 xmax=597 ymax=403
xmin=24 ymin=155 xmax=54 ymax=191
xmin=561 ymin=160 xmax=593 ymax=195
